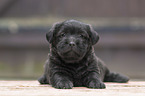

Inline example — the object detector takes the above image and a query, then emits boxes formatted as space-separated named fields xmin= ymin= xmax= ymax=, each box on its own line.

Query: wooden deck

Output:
xmin=0 ymin=80 xmax=145 ymax=96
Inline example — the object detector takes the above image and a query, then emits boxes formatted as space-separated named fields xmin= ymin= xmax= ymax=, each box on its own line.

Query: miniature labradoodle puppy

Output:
xmin=38 ymin=20 xmax=129 ymax=89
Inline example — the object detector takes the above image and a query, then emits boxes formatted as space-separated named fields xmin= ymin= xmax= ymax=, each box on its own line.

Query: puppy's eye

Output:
xmin=60 ymin=33 xmax=65 ymax=37
xmin=80 ymin=34 xmax=85 ymax=38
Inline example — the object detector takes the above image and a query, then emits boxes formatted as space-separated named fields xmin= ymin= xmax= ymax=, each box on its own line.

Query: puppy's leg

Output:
xmin=104 ymin=72 xmax=129 ymax=83
xmin=38 ymin=75 xmax=49 ymax=84
xmin=84 ymin=72 xmax=106 ymax=89
xmin=50 ymin=73 xmax=73 ymax=89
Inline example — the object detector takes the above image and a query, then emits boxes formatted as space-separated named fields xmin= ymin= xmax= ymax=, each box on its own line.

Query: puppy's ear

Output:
xmin=87 ymin=25 xmax=99 ymax=45
xmin=46 ymin=22 xmax=62 ymax=43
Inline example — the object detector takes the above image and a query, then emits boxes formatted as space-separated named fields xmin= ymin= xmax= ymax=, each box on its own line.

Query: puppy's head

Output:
xmin=46 ymin=20 xmax=99 ymax=63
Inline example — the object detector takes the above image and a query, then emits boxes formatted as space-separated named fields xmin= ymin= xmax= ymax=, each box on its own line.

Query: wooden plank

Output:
xmin=0 ymin=80 xmax=145 ymax=96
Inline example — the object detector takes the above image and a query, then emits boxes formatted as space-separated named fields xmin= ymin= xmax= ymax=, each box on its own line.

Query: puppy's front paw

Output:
xmin=87 ymin=80 xmax=106 ymax=89
xmin=53 ymin=80 xmax=73 ymax=89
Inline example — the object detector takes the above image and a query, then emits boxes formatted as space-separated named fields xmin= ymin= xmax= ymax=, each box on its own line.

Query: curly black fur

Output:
xmin=38 ymin=20 xmax=129 ymax=89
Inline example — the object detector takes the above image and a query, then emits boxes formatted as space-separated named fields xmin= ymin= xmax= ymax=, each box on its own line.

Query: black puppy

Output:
xmin=38 ymin=20 xmax=129 ymax=89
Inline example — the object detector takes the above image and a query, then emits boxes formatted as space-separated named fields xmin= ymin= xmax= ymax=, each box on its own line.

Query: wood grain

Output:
xmin=0 ymin=80 xmax=145 ymax=96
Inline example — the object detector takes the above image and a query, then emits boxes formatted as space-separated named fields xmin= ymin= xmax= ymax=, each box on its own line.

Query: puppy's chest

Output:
xmin=69 ymin=64 xmax=87 ymax=79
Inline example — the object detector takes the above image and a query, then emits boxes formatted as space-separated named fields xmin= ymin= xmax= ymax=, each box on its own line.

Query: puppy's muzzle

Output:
xmin=69 ymin=41 xmax=75 ymax=47
xmin=68 ymin=37 xmax=76 ymax=47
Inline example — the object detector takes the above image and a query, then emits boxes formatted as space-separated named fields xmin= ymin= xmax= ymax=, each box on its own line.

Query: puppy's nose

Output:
xmin=69 ymin=42 xmax=75 ymax=47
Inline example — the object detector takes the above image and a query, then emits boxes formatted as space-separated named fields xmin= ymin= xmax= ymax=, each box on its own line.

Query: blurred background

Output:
xmin=0 ymin=0 xmax=145 ymax=80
